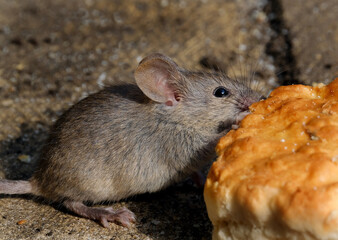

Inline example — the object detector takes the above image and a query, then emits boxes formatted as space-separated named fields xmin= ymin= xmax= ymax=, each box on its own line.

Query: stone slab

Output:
xmin=280 ymin=0 xmax=338 ymax=84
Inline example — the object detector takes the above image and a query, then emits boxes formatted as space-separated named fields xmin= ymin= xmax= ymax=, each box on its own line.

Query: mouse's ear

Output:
xmin=134 ymin=53 xmax=181 ymax=107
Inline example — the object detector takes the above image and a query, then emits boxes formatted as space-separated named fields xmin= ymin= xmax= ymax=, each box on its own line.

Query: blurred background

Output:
xmin=0 ymin=0 xmax=337 ymax=239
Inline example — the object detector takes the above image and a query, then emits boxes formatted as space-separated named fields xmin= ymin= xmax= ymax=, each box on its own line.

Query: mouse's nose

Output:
xmin=242 ymin=95 xmax=262 ymax=110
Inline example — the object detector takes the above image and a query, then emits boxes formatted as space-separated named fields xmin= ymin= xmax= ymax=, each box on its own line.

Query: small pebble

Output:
xmin=17 ymin=220 xmax=27 ymax=225
xmin=18 ymin=154 xmax=31 ymax=163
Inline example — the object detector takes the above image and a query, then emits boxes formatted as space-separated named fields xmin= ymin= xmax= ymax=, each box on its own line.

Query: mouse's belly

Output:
xmin=33 ymin=155 xmax=185 ymax=203
xmin=34 ymin=170 xmax=178 ymax=203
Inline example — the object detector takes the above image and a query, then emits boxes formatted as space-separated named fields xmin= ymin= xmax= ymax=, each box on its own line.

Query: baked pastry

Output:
xmin=204 ymin=78 xmax=338 ymax=240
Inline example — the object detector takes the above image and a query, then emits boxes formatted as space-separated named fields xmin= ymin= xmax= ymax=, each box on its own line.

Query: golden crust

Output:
xmin=204 ymin=78 xmax=338 ymax=240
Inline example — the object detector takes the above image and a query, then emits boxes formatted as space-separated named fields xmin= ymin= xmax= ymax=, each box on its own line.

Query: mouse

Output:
xmin=0 ymin=53 xmax=264 ymax=228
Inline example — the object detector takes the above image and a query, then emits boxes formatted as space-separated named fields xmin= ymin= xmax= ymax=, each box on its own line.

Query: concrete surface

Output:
xmin=0 ymin=0 xmax=336 ymax=239
xmin=281 ymin=0 xmax=338 ymax=85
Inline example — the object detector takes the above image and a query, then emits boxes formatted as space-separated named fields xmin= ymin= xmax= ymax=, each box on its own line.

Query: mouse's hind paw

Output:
xmin=99 ymin=206 xmax=136 ymax=228
xmin=63 ymin=200 xmax=136 ymax=228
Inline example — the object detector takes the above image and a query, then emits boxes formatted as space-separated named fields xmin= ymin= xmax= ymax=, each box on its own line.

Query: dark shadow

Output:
xmin=263 ymin=0 xmax=301 ymax=86
xmin=126 ymin=180 xmax=212 ymax=240
xmin=0 ymin=123 xmax=49 ymax=180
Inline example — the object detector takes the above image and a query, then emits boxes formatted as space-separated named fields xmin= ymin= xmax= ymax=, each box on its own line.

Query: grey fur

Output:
xmin=0 ymin=53 xmax=262 ymax=227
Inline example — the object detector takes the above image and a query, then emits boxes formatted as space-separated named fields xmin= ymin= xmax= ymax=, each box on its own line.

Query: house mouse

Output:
xmin=0 ymin=53 xmax=264 ymax=228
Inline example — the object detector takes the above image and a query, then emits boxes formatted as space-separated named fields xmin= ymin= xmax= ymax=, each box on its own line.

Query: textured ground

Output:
xmin=0 ymin=0 xmax=337 ymax=239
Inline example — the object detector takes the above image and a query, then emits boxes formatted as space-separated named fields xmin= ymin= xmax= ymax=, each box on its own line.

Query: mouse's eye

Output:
xmin=213 ymin=87 xmax=229 ymax=98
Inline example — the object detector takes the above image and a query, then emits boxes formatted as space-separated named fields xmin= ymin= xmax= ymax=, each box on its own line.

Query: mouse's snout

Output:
xmin=239 ymin=94 xmax=262 ymax=112
xmin=234 ymin=94 xmax=263 ymax=125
